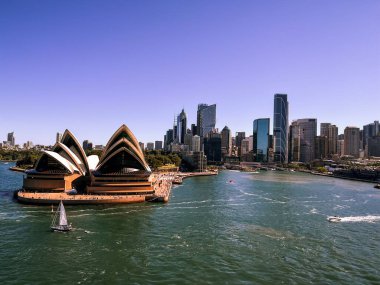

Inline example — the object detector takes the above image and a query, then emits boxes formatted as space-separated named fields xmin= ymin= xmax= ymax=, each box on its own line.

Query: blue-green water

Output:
xmin=1 ymin=162 xmax=380 ymax=284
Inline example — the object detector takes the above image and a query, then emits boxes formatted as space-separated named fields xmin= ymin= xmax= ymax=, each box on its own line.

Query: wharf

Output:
xmin=16 ymin=171 xmax=218 ymax=205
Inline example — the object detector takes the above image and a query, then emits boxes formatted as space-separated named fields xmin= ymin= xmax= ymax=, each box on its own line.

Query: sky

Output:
xmin=1 ymin=0 xmax=379 ymax=146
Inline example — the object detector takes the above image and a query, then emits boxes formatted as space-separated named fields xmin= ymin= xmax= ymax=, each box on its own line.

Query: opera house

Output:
xmin=20 ymin=125 xmax=159 ymax=202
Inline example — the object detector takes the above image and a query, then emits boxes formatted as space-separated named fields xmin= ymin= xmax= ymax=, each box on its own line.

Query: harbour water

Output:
xmin=0 ymin=162 xmax=379 ymax=284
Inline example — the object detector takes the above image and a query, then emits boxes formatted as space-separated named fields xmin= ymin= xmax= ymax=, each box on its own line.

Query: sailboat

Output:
xmin=51 ymin=201 xmax=72 ymax=232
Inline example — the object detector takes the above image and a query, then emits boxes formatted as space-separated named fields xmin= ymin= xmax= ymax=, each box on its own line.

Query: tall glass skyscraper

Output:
xmin=197 ymin=104 xmax=216 ymax=137
xmin=273 ymin=94 xmax=289 ymax=163
xmin=253 ymin=118 xmax=270 ymax=162
xmin=177 ymin=109 xmax=187 ymax=144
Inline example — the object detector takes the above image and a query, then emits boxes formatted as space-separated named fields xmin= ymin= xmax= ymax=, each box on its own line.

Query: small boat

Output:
xmin=51 ymin=201 xmax=72 ymax=232
xmin=374 ymin=184 xmax=380 ymax=189
xmin=327 ymin=216 xmax=341 ymax=223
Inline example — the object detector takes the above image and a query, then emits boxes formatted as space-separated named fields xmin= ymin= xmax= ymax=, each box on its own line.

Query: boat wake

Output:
xmin=329 ymin=215 xmax=380 ymax=223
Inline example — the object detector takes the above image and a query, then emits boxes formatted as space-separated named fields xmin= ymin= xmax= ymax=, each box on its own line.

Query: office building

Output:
xmin=273 ymin=94 xmax=289 ymax=163
xmin=155 ymin=141 xmax=163 ymax=151
xmin=56 ymin=132 xmax=63 ymax=143
xmin=315 ymin=136 xmax=328 ymax=160
xmin=192 ymin=135 xmax=201 ymax=152
xmin=289 ymin=119 xmax=317 ymax=163
xmin=177 ymin=109 xmax=187 ymax=144
xmin=253 ymin=118 xmax=270 ymax=162
xmin=7 ymin=132 xmax=15 ymax=146
xmin=344 ymin=127 xmax=360 ymax=158
xmin=146 ymin=142 xmax=154 ymax=151
xmin=203 ymin=132 xmax=222 ymax=162
xmin=197 ymin=104 xmax=216 ymax=137
xmin=363 ymin=121 xmax=380 ymax=150
xmin=368 ymin=136 xmax=380 ymax=157
xmin=221 ymin=126 xmax=232 ymax=158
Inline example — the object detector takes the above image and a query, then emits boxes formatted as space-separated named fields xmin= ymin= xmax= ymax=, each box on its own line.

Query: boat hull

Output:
xmin=51 ymin=225 xmax=72 ymax=232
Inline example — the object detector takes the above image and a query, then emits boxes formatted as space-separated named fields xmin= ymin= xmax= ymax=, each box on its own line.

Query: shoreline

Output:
xmin=15 ymin=171 xmax=218 ymax=205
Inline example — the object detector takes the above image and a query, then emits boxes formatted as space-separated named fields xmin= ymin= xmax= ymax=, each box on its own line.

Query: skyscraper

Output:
xmin=56 ymin=132 xmax=62 ymax=143
xmin=192 ymin=135 xmax=201 ymax=152
xmin=221 ymin=126 xmax=232 ymax=158
xmin=155 ymin=141 xmax=163 ymax=151
xmin=328 ymin=125 xmax=338 ymax=156
xmin=319 ymin=123 xmax=338 ymax=157
xmin=7 ymin=132 xmax=15 ymax=146
xmin=289 ymin=119 xmax=317 ymax=163
xmin=363 ymin=121 xmax=379 ymax=150
xmin=253 ymin=118 xmax=270 ymax=162
xmin=235 ymin=132 xmax=246 ymax=157
xmin=197 ymin=104 xmax=216 ymax=137
xmin=344 ymin=127 xmax=360 ymax=158
xmin=273 ymin=94 xmax=289 ymax=163
xmin=177 ymin=109 xmax=187 ymax=144
xmin=203 ymin=132 xmax=222 ymax=162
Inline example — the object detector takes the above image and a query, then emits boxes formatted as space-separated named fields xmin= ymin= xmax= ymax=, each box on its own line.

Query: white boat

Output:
xmin=51 ymin=201 xmax=72 ymax=232
xmin=327 ymin=216 xmax=341 ymax=223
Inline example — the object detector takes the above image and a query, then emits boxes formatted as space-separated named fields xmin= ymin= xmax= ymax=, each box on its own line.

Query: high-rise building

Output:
xmin=273 ymin=94 xmax=289 ymax=163
xmin=320 ymin=123 xmax=338 ymax=157
xmin=146 ymin=142 xmax=154 ymax=151
xmin=363 ymin=121 xmax=379 ymax=150
xmin=253 ymin=118 xmax=270 ymax=162
xmin=328 ymin=125 xmax=338 ymax=156
xmin=368 ymin=136 xmax=380 ymax=157
xmin=139 ymin=142 xmax=145 ymax=152
xmin=344 ymin=127 xmax=360 ymax=158
xmin=7 ymin=132 xmax=15 ymax=146
xmin=165 ymin=129 xmax=174 ymax=148
xmin=184 ymin=132 xmax=193 ymax=149
xmin=320 ymin=123 xmax=330 ymax=137
xmin=56 ymin=132 xmax=62 ymax=143
xmin=155 ymin=141 xmax=163 ymax=151
xmin=197 ymin=104 xmax=216 ymax=137
xmin=83 ymin=140 xmax=93 ymax=151
xmin=221 ymin=126 xmax=232 ymax=158
xmin=191 ymin=124 xmax=197 ymax=136
xmin=192 ymin=135 xmax=201 ymax=152
xmin=177 ymin=109 xmax=187 ymax=144
xmin=337 ymin=140 xmax=345 ymax=157
xmin=240 ymin=138 xmax=250 ymax=156
xmin=289 ymin=119 xmax=317 ymax=163
xmin=235 ymin=132 xmax=245 ymax=157
xmin=203 ymin=132 xmax=222 ymax=162
xmin=315 ymin=136 xmax=328 ymax=160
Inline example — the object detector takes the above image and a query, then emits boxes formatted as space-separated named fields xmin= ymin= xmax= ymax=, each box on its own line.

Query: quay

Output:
xmin=16 ymin=171 xmax=217 ymax=205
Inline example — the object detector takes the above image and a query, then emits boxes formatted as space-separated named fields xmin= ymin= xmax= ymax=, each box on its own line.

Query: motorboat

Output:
xmin=327 ymin=216 xmax=341 ymax=223
xmin=374 ymin=184 xmax=380 ymax=189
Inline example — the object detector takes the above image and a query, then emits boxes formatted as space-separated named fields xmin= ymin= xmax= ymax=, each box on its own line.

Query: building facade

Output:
xmin=273 ymin=94 xmax=289 ymax=163
xmin=177 ymin=109 xmax=187 ymax=144
xmin=221 ymin=126 xmax=232 ymax=158
xmin=253 ymin=118 xmax=270 ymax=162
xmin=344 ymin=127 xmax=360 ymax=158
xmin=197 ymin=104 xmax=216 ymax=137
xmin=289 ymin=119 xmax=317 ymax=163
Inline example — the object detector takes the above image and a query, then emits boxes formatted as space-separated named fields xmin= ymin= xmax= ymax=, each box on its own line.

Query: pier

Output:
xmin=17 ymin=171 xmax=218 ymax=205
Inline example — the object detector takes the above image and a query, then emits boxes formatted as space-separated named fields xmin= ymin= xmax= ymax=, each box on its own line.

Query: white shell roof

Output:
xmin=87 ymin=155 xmax=100 ymax=171
xmin=43 ymin=151 xmax=80 ymax=174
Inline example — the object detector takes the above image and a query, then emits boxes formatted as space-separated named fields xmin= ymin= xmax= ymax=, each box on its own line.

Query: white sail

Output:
xmin=59 ymin=201 xmax=68 ymax=226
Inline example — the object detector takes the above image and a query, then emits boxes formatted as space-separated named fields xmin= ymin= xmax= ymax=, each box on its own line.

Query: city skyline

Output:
xmin=1 ymin=1 xmax=379 ymax=145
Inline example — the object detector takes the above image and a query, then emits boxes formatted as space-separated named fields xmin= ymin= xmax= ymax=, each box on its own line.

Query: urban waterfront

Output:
xmin=1 ymin=162 xmax=380 ymax=284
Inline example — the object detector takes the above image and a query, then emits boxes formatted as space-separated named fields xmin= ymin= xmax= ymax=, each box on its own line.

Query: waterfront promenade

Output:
xmin=16 ymin=171 xmax=217 ymax=205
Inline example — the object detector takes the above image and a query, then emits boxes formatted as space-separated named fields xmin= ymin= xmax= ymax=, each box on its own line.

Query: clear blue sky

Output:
xmin=1 ymin=0 xmax=379 ymax=146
